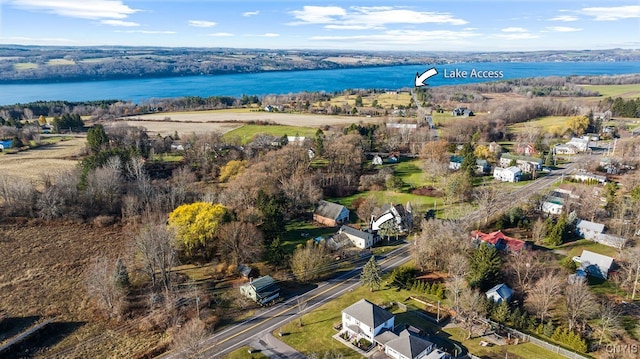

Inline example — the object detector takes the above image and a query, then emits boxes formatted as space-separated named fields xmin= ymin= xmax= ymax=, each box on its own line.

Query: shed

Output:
xmin=485 ymin=283 xmax=513 ymax=303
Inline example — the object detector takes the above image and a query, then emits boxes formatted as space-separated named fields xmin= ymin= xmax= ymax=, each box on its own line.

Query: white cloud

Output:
xmin=546 ymin=26 xmax=582 ymax=32
xmin=311 ymin=29 xmax=480 ymax=45
xmin=208 ymin=32 xmax=233 ymax=37
xmin=243 ymin=10 xmax=259 ymax=17
xmin=9 ymin=0 xmax=138 ymax=19
xmin=188 ymin=20 xmax=216 ymax=28
xmin=494 ymin=32 xmax=540 ymax=40
xmin=258 ymin=33 xmax=280 ymax=37
xmin=289 ymin=5 xmax=467 ymax=28
xmin=118 ymin=30 xmax=176 ymax=34
xmin=0 ymin=36 xmax=76 ymax=45
xmin=101 ymin=19 xmax=139 ymax=27
xmin=581 ymin=5 xmax=640 ymax=21
xmin=550 ymin=15 xmax=578 ymax=22
xmin=501 ymin=27 xmax=528 ymax=33
xmin=289 ymin=5 xmax=346 ymax=25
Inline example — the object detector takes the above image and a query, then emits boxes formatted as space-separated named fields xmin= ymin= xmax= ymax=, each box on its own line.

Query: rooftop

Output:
xmin=343 ymin=299 xmax=394 ymax=330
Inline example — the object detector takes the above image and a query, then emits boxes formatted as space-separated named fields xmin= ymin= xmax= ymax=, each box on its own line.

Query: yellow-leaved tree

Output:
xmin=168 ymin=202 xmax=229 ymax=255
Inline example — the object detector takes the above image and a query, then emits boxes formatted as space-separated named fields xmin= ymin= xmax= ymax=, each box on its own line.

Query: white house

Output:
xmin=575 ymin=220 xmax=605 ymax=241
xmin=493 ymin=166 xmax=521 ymax=182
xmin=341 ymin=299 xmax=442 ymax=359
xmin=338 ymin=225 xmax=377 ymax=249
xmin=542 ymin=196 xmax=564 ymax=215
xmin=342 ymin=299 xmax=395 ymax=343
xmin=578 ymin=250 xmax=614 ymax=279
xmin=572 ymin=170 xmax=607 ymax=184
xmin=384 ymin=330 xmax=435 ymax=359
xmin=499 ymin=154 xmax=542 ymax=173
xmin=485 ymin=283 xmax=513 ymax=303
xmin=554 ymin=143 xmax=579 ymax=155
xmin=567 ymin=137 xmax=590 ymax=152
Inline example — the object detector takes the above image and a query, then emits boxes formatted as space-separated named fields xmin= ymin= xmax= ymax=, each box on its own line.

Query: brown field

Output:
xmin=125 ymin=111 xmax=376 ymax=136
xmin=0 ymin=137 xmax=85 ymax=187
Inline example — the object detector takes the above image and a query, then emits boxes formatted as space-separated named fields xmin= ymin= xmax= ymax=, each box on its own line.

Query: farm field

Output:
xmin=507 ymin=116 xmax=569 ymax=134
xmin=0 ymin=136 xmax=85 ymax=187
xmin=578 ymin=84 xmax=640 ymax=98
xmin=223 ymin=124 xmax=319 ymax=144
xmin=130 ymin=111 xmax=377 ymax=130
xmin=118 ymin=119 xmax=242 ymax=137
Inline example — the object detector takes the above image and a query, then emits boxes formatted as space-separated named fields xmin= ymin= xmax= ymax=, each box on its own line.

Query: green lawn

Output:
xmin=282 ymin=220 xmax=340 ymax=254
xmin=223 ymin=124 xmax=318 ymax=144
xmin=225 ymin=346 xmax=269 ymax=359
xmin=443 ymin=327 xmax=567 ymax=359
xmin=579 ymin=84 xmax=640 ymax=98
xmin=393 ymin=159 xmax=426 ymax=188
xmin=556 ymin=239 xmax=619 ymax=259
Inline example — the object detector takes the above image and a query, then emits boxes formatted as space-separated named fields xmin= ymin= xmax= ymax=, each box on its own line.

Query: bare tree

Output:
xmin=616 ymin=246 xmax=640 ymax=300
xmin=413 ymin=219 xmax=471 ymax=271
xmin=525 ymin=272 xmax=564 ymax=322
xmin=172 ymin=319 xmax=208 ymax=359
xmin=473 ymin=186 xmax=501 ymax=225
xmin=565 ymin=280 xmax=596 ymax=332
xmin=356 ymin=194 xmax=379 ymax=224
xmin=421 ymin=158 xmax=448 ymax=187
xmin=87 ymin=256 xmax=124 ymax=318
xmin=447 ymin=273 xmax=468 ymax=318
xmin=594 ymin=300 xmax=621 ymax=347
xmin=218 ymin=221 xmax=264 ymax=265
xmin=290 ymin=241 xmax=331 ymax=282
xmin=503 ymin=250 xmax=545 ymax=295
xmin=457 ymin=287 xmax=487 ymax=339
xmin=135 ymin=215 xmax=178 ymax=293
xmin=531 ymin=217 xmax=547 ymax=245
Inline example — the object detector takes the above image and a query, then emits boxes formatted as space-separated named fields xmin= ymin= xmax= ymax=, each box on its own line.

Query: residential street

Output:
xmin=157 ymin=157 xmax=585 ymax=359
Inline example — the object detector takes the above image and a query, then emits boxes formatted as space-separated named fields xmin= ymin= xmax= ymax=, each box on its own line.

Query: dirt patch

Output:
xmin=0 ymin=219 xmax=161 ymax=357
xmin=117 ymin=120 xmax=242 ymax=137
xmin=411 ymin=186 xmax=442 ymax=197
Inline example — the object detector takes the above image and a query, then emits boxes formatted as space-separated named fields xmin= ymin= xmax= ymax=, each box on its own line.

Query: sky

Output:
xmin=0 ymin=0 xmax=638 ymax=51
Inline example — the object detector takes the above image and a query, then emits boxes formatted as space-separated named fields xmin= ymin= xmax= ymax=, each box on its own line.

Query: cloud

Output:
xmin=118 ymin=30 xmax=176 ymax=34
xmin=495 ymin=27 xmax=538 ymax=39
xmin=501 ymin=27 xmax=528 ymax=33
xmin=243 ymin=10 xmax=259 ymax=17
xmin=546 ymin=26 xmax=582 ymax=32
xmin=9 ymin=0 xmax=138 ymax=19
xmin=188 ymin=20 xmax=216 ymax=28
xmin=0 ymin=36 xmax=76 ymax=45
xmin=289 ymin=5 xmax=467 ymax=28
xmin=208 ymin=32 xmax=233 ymax=37
xmin=550 ymin=15 xmax=578 ymax=22
xmin=101 ymin=19 xmax=139 ymax=27
xmin=581 ymin=5 xmax=640 ymax=21
xmin=311 ymin=29 xmax=480 ymax=45
xmin=258 ymin=33 xmax=280 ymax=37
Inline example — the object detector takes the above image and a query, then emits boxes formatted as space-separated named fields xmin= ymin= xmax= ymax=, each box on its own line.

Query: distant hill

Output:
xmin=0 ymin=46 xmax=638 ymax=83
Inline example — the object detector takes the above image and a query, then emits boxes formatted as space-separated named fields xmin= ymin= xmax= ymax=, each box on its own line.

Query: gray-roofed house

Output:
xmin=314 ymin=200 xmax=350 ymax=227
xmin=578 ymin=250 xmax=614 ymax=279
xmin=342 ymin=299 xmax=395 ymax=344
xmin=576 ymin=220 xmax=605 ymax=241
xmin=384 ymin=329 xmax=436 ymax=359
xmin=338 ymin=225 xmax=377 ymax=249
xmin=485 ymin=283 xmax=513 ymax=303
xmin=239 ymin=275 xmax=280 ymax=305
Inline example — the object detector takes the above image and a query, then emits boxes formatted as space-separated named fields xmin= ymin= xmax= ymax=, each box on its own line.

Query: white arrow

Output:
xmin=415 ymin=67 xmax=438 ymax=87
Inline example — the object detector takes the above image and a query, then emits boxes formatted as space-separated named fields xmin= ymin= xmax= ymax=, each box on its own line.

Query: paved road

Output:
xmin=158 ymin=156 xmax=587 ymax=359
xmin=158 ymin=245 xmax=412 ymax=358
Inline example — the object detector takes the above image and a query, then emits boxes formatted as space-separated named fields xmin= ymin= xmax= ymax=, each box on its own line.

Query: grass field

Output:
xmin=223 ymin=124 xmax=318 ymax=144
xmin=556 ymin=239 xmax=619 ymax=259
xmin=508 ymin=116 xmax=569 ymax=135
xmin=14 ymin=62 xmax=38 ymax=70
xmin=333 ymin=190 xmax=441 ymax=215
xmin=579 ymin=84 xmax=640 ymax=98
xmin=46 ymin=58 xmax=76 ymax=66
xmin=225 ymin=347 xmax=268 ymax=359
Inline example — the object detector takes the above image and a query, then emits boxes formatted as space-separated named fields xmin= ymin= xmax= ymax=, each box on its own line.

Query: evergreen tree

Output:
xmin=113 ymin=257 xmax=130 ymax=289
xmin=468 ymin=243 xmax=502 ymax=290
xmin=492 ymin=300 xmax=510 ymax=323
xmin=267 ymin=236 xmax=287 ymax=267
xmin=360 ymin=256 xmax=382 ymax=292
xmin=87 ymin=124 xmax=109 ymax=153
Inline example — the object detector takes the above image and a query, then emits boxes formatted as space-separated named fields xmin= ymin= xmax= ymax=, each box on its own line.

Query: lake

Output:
xmin=1 ymin=61 xmax=639 ymax=105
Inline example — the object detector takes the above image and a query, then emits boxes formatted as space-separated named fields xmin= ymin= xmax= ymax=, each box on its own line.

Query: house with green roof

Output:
xmin=239 ymin=275 xmax=280 ymax=305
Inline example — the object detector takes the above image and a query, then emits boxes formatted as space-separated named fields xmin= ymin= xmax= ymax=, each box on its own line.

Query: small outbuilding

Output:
xmin=313 ymin=200 xmax=350 ymax=227
xmin=239 ymin=275 xmax=280 ymax=305
xmin=485 ymin=283 xmax=513 ymax=303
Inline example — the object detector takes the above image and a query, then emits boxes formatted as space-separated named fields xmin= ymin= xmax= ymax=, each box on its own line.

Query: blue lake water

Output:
xmin=0 ymin=61 xmax=638 ymax=105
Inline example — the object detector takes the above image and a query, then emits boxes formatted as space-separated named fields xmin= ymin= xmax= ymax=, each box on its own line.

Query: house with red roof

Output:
xmin=471 ymin=230 xmax=526 ymax=252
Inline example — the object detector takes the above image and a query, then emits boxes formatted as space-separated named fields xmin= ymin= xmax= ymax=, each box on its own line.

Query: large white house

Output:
xmin=341 ymin=299 xmax=445 ymax=359
xmin=493 ymin=166 xmax=521 ymax=182
xmin=338 ymin=225 xmax=377 ymax=249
